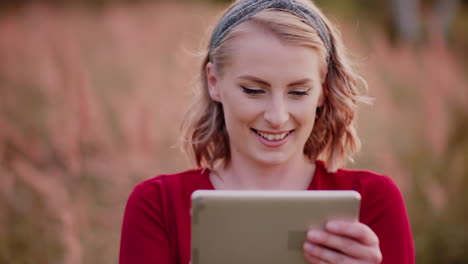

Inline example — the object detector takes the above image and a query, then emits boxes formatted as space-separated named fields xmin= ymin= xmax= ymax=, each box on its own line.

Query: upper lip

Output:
xmin=252 ymin=128 xmax=293 ymax=134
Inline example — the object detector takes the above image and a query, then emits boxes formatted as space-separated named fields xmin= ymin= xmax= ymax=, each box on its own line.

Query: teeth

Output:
xmin=256 ymin=130 xmax=289 ymax=141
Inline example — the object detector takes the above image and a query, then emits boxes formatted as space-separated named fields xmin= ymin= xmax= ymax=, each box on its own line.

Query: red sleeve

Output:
xmin=119 ymin=180 xmax=173 ymax=264
xmin=360 ymin=175 xmax=415 ymax=264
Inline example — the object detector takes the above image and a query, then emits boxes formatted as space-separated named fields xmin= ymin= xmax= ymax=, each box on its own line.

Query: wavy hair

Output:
xmin=181 ymin=0 xmax=370 ymax=172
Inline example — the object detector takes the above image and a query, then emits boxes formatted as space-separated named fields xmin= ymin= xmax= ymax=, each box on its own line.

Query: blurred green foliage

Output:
xmin=0 ymin=183 xmax=63 ymax=264
xmin=405 ymin=108 xmax=468 ymax=263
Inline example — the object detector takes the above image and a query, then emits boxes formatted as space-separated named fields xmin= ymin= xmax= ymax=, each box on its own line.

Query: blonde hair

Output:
xmin=181 ymin=0 xmax=369 ymax=172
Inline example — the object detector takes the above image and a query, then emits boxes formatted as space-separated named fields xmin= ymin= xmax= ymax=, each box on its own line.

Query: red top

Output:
xmin=119 ymin=161 xmax=414 ymax=264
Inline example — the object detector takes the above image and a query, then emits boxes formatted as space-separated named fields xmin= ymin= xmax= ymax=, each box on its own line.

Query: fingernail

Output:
xmin=307 ymin=230 xmax=322 ymax=241
xmin=303 ymin=242 xmax=316 ymax=253
xmin=326 ymin=221 xmax=340 ymax=231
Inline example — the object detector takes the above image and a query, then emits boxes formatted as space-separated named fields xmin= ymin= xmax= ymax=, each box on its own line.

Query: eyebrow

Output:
xmin=237 ymin=75 xmax=313 ymax=87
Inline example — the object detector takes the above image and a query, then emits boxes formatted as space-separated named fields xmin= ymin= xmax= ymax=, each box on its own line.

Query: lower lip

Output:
xmin=252 ymin=130 xmax=291 ymax=148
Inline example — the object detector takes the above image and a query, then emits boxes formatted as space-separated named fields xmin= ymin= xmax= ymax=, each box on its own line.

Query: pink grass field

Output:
xmin=0 ymin=2 xmax=467 ymax=263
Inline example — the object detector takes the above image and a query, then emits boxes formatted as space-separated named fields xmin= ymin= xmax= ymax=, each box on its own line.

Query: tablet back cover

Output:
xmin=191 ymin=190 xmax=360 ymax=264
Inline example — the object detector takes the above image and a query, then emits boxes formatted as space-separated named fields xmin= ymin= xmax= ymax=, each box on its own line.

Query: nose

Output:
xmin=264 ymin=94 xmax=289 ymax=129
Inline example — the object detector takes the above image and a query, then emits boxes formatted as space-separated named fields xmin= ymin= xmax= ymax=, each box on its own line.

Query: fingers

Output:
xmin=325 ymin=221 xmax=379 ymax=247
xmin=303 ymin=247 xmax=328 ymax=264
xmin=306 ymin=229 xmax=381 ymax=262
xmin=303 ymin=242 xmax=355 ymax=264
xmin=303 ymin=221 xmax=382 ymax=264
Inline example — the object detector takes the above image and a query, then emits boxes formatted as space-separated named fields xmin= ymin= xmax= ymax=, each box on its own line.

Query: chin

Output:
xmin=253 ymin=152 xmax=291 ymax=166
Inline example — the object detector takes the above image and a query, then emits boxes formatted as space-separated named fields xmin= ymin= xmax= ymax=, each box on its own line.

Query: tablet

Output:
xmin=191 ymin=190 xmax=360 ymax=264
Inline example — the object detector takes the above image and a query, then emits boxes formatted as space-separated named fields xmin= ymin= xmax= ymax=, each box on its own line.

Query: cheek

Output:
xmin=223 ymin=96 xmax=263 ymax=124
xmin=223 ymin=102 xmax=260 ymax=145
xmin=290 ymin=99 xmax=319 ymax=121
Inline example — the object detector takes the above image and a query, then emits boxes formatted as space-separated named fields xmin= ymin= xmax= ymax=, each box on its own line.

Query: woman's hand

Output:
xmin=303 ymin=220 xmax=382 ymax=264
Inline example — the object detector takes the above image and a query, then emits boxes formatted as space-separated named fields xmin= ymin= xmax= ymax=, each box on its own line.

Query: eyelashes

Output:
xmin=242 ymin=86 xmax=264 ymax=95
xmin=241 ymin=86 xmax=311 ymax=97
xmin=289 ymin=90 xmax=310 ymax=96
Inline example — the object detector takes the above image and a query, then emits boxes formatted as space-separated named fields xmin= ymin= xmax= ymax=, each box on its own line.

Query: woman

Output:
xmin=119 ymin=0 xmax=414 ymax=263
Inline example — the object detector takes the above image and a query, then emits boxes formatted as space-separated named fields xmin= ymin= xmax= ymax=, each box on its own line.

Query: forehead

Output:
xmin=221 ymin=23 xmax=324 ymax=83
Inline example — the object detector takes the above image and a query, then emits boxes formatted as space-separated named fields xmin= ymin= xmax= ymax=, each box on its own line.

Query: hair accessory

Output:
xmin=209 ymin=0 xmax=332 ymax=62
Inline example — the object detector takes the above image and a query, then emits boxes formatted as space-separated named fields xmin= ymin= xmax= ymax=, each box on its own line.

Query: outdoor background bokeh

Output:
xmin=0 ymin=0 xmax=467 ymax=263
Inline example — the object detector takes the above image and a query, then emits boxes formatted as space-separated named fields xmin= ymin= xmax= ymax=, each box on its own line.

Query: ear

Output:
xmin=206 ymin=62 xmax=221 ymax=102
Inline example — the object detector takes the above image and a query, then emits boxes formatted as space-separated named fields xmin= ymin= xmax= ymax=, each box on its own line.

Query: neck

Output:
xmin=210 ymin=154 xmax=316 ymax=190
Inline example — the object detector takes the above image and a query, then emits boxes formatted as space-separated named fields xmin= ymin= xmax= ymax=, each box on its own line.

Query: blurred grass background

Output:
xmin=0 ymin=0 xmax=467 ymax=263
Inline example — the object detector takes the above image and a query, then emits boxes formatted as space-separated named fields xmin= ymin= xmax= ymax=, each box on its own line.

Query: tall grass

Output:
xmin=0 ymin=2 xmax=466 ymax=263
xmin=356 ymin=29 xmax=468 ymax=263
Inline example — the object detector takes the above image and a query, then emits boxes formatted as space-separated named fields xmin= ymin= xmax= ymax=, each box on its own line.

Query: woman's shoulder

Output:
xmin=315 ymin=161 xmax=402 ymax=199
xmin=142 ymin=168 xmax=207 ymax=184
xmin=335 ymin=167 xmax=401 ymax=195
xmin=130 ymin=168 xmax=212 ymax=199
xmin=327 ymin=164 xmax=407 ymax=218
xmin=317 ymin=162 xmax=409 ymax=227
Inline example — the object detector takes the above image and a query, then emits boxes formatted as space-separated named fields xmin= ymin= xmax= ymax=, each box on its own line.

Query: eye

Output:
xmin=241 ymin=86 xmax=264 ymax=95
xmin=289 ymin=89 xmax=311 ymax=97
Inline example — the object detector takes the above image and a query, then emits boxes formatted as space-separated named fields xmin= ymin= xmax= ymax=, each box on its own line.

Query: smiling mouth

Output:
xmin=251 ymin=129 xmax=292 ymax=141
